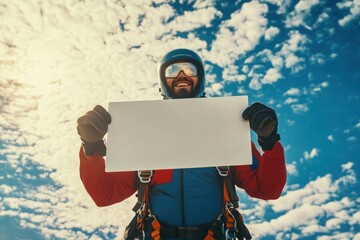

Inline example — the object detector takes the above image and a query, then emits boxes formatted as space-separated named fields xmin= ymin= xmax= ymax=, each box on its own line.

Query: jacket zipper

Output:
xmin=180 ymin=169 xmax=185 ymax=226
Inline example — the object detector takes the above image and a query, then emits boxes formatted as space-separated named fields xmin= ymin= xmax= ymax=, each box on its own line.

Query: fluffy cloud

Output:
xmin=284 ymin=97 xmax=298 ymax=105
xmin=284 ymin=87 xmax=301 ymax=96
xmin=304 ymin=148 xmax=319 ymax=160
xmin=276 ymin=30 xmax=308 ymax=73
xmin=285 ymin=0 xmax=322 ymax=29
xmin=262 ymin=68 xmax=282 ymax=84
xmin=264 ymin=26 xmax=280 ymax=40
xmin=206 ymin=1 xmax=269 ymax=67
xmin=291 ymin=103 xmax=309 ymax=114
xmin=286 ymin=161 xmax=298 ymax=176
xmin=337 ymin=0 xmax=360 ymax=27
xmin=0 ymin=1 xmax=220 ymax=238
xmin=347 ymin=136 xmax=357 ymax=142
xmin=166 ymin=7 xmax=222 ymax=32
xmin=247 ymin=162 xmax=358 ymax=239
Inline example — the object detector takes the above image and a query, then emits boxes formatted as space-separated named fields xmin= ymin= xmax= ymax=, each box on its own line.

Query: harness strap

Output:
xmin=128 ymin=168 xmax=252 ymax=240
xmin=160 ymin=224 xmax=211 ymax=239
xmin=224 ymin=176 xmax=239 ymax=208
xmin=132 ymin=171 xmax=152 ymax=212
xmin=223 ymin=179 xmax=237 ymax=232
xmin=132 ymin=182 xmax=146 ymax=212
xmin=206 ymin=166 xmax=252 ymax=240
xmin=217 ymin=166 xmax=239 ymax=208
xmin=130 ymin=171 xmax=161 ymax=240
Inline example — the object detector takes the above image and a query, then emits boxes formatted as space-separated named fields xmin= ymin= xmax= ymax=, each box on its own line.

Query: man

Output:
xmin=77 ymin=49 xmax=286 ymax=240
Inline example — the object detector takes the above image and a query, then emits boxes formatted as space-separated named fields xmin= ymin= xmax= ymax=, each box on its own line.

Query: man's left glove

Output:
xmin=77 ymin=105 xmax=111 ymax=156
xmin=242 ymin=102 xmax=280 ymax=150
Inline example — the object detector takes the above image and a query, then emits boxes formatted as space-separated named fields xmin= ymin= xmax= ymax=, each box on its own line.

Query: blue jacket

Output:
xmin=149 ymin=167 xmax=223 ymax=226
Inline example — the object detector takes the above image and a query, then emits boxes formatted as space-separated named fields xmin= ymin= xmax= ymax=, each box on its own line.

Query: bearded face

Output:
xmin=164 ymin=62 xmax=199 ymax=98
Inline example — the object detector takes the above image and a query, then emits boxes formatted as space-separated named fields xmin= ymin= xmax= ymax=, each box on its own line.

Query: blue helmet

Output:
xmin=158 ymin=48 xmax=206 ymax=99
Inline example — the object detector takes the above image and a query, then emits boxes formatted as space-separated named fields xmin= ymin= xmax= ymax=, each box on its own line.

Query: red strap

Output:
xmin=223 ymin=180 xmax=236 ymax=229
xmin=204 ymin=229 xmax=216 ymax=240
xmin=138 ymin=178 xmax=162 ymax=240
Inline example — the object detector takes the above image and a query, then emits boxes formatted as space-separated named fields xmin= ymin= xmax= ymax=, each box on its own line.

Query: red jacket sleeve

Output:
xmin=79 ymin=146 xmax=138 ymax=207
xmin=230 ymin=141 xmax=286 ymax=200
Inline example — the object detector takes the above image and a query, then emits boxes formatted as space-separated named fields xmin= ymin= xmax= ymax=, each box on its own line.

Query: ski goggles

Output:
xmin=165 ymin=62 xmax=198 ymax=78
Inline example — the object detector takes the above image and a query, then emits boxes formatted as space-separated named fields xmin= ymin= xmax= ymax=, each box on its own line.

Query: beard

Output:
xmin=171 ymin=77 xmax=195 ymax=98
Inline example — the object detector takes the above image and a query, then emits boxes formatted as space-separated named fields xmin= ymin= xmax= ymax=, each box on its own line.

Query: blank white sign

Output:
xmin=105 ymin=96 xmax=251 ymax=172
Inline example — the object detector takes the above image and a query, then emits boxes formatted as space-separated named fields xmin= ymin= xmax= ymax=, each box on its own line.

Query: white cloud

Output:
xmin=262 ymin=68 xmax=282 ymax=84
xmin=246 ymin=161 xmax=358 ymax=238
xmin=284 ymin=88 xmax=301 ymax=96
xmin=315 ymin=11 xmax=330 ymax=25
xmin=264 ymin=26 xmax=280 ymax=40
xmin=274 ymin=30 xmax=307 ymax=73
xmin=286 ymin=161 xmax=298 ymax=176
xmin=327 ymin=135 xmax=334 ymax=142
xmin=310 ymin=53 xmax=326 ymax=65
xmin=291 ymin=104 xmax=309 ymax=114
xmin=207 ymin=82 xmax=223 ymax=96
xmin=222 ymin=65 xmax=247 ymax=82
xmin=284 ymin=97 xmax=298 ymax=105
xmin=304 ymin=148 xmax=319 ymax=160
xmin=285 ymin=54 xmax=303 ymax=68
xmin=206 ymin=1 xmax=268 ymax=67
xmin=287 ymin=31 xmax=308 ymax=52
xmin=355 ymin=122 xmax=360 ymax=129
xmin=242 ymin=65 xmax=249 ymax=73
xmin=193 ymin=0 xmax=216 ymax=9
xmin=0 ymin=185 xmax=17 ymax=194
xmin=347 ymin=136 xmax=357 ymax=141
xmin=330 ymin=53 xmax=338 ymax=59
xmin=285 ymin=0 xmax=322 ymax=29
xmin=263 ymin=0 xmax=293 ymax=14
xmin=167 ymin=7 xmax=222 ymax=32
xmin=0 ymin=1 xmax=223 ymax=238
xmin=341 ymin=162 xmax=354 ymax=171
xmin=255 ymin=49 xmax=284 ymax=70
xmin=337 ymin=0 xmax=360 ymax=27
xmin=286 ymin=119 xmax=295 ymax=126
xmin=320 ymin=81 xmax=329 ymax=88
xmin=249 ymin=76 xmax=262 ymax=90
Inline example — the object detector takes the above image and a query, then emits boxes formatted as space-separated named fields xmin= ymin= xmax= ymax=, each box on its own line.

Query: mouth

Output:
xmin=174 ymin=80 xmax=192 ymax=87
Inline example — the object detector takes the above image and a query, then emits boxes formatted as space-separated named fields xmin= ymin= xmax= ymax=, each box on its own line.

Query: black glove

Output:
xmin=242 ymin=102 xmax=280 ymax=150
xmin=77 ymin=105 xmax=111 ymax=156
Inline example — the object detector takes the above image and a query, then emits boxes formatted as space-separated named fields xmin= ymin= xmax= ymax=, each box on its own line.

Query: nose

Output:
xmin=177 ymin=70 xmax=188 ymax=78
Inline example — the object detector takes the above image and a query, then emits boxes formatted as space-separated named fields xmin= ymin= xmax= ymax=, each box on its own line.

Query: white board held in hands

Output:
xmin=105 ymin=96 xmax=252 ymax=172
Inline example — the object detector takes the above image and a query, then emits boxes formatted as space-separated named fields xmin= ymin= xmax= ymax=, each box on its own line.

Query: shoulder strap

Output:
xmin=132 ymin=170 xmax=153 ymax=212
xmin=216 ymin=166 xmax=239 ymax=208
xmin=132 ymin=170 xmax=161 ymax=240
xmin=215 ymin=166 xmax=252 ymax=240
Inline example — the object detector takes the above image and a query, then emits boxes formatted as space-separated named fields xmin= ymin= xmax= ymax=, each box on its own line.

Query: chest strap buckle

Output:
xmin=216 ymin=166 xmax=229 ymax=176
xmin=138 ymin=170 xmax=153 ymax=183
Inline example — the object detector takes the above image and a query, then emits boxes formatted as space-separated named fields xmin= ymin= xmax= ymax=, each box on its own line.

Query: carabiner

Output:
xmin=225 ymin=229 xmax=236 ymax=240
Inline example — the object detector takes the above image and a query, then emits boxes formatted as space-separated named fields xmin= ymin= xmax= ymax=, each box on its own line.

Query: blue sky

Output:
xmin=0 ymin=0 xmax=359 ymax=239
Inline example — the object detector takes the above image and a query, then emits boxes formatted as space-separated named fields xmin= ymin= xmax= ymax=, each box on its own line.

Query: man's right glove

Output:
xmin=77 ymin=105 xmax=111 ymax=156
xmin=242 ymin=102 xmax=280 ymax=150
